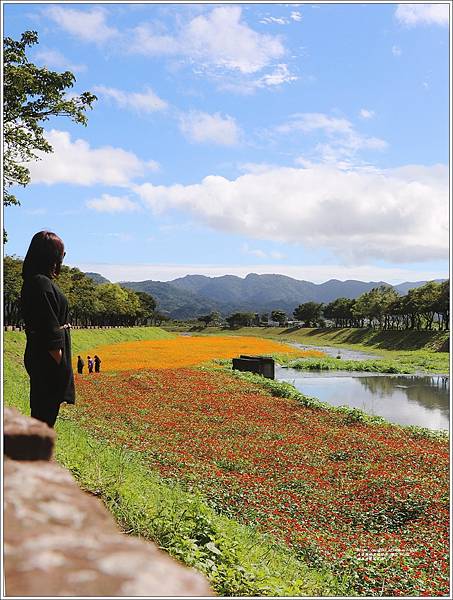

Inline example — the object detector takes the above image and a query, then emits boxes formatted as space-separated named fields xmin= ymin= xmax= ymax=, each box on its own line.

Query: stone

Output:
xmin=4 ymin=447 xmax=214 ymax=596
xmin=4 ymin=459 xmax=214 ymax=596
xmin=4 ymin=407 xmax=55 ymax=461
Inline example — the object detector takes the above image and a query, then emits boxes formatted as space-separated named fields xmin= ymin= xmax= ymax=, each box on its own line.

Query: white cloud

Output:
xmin=34 ymin=48 xmax=86 ymax=72
xmin=395 ymin=4 xmax=449 ymax=27
xmin=276 ymin=113 xmax=354 ymax=135
xmin=129 ymin=6 xmax=290 ymax=85
xmin=392 ymin=45 xmax=402 ymax=56
xmin=290 ymin=11 xmax=303 ymax=22
xmin=275 ymin=112 xmax=387 ymax=165
xmin=46 ymin=5 xmax=294 ymax=91
xmin=86 ymin=194 xmax=140 ymax=213
xmin=242 ymin=243 xmax=267 ymax=258
xmin=47 ymin=6 xmax=119 ymax=43
xmin=28 ymin=130 xmax=155 ymax=186
xmin=255 ymin=63 xmax=298 ymax=87
xmin=239 ymin=162 xmax=282 ymax=174
xmin=146 ymin=160 xmax=161 ymax=172
xmin=259 ymin=16 xmax=290 ymax=25
xmin=94 ymin=85 xmax=168 ymax=113
xmin=241 ymin=243 xmax=285 ymax=259
xmin=132 ymin=163 xmax=448 ymax=263
xmin=158 ymin=222 xmax=196 ymax=233
xmin=179 ymin=110 xmax=241 ymax=145
xmin=179 ymin=6 xmax=285 ymax=74
xmin=74 ymin=262 xmax=448 ymax=286
xmin=359 ymin=108 xmax=375 ymax=120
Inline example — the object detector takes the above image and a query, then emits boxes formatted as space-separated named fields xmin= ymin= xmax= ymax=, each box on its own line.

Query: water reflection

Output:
xmin=276 ymin=367 xmax=450 ymax=431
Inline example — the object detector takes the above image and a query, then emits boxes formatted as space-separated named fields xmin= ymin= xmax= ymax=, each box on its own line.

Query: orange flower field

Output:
xmin=78 ymin=335 xmax=323 ymax=371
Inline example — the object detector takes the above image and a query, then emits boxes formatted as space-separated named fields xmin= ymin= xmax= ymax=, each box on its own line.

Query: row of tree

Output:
xmin=197 ymin=281 xmax=449 ymax=331
xmin=4 ymin=256 xmax=169 ymax=327
xmin=5 ymin=255 xmax=449 ymax=331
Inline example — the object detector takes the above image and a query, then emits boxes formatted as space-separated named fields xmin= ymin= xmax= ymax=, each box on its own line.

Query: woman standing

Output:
xmin=20 ymin=231 xmax=75 ymax=427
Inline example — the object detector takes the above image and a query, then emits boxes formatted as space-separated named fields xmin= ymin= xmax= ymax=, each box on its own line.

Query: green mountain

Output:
xmin=119 ymin=273 xmax=445 ymax=319
xmin=120 ymin=280 xmax=230 ymax=320
xmin=85 ymin=272 xmax=111 ymax=285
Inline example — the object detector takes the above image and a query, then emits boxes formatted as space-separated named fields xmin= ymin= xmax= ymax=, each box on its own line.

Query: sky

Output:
xmin=3 ymin=1 xmax=450 ymax=284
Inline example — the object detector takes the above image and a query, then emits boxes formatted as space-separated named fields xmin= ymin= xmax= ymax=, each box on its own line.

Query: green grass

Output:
xmin=3 ymin=326 xmax=174 ymax=363
xmin=4 ymin=328 xmax=349 ymax=596
xmin=167 ymin=325 xmax=449 ymax=352
xmin=165 ymin=326 xmax=450 ymax=374
xmin=279 ymin=354 xmax=450 ymax=374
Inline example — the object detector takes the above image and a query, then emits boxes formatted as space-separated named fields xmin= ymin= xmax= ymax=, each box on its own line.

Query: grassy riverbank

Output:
xmin=3 ymin=328 xmax=348 ymax=597
xmin=165 ymin=326 xmax=450 ymax=374
xmin=166 ymin=325 xmax=449 ymax=352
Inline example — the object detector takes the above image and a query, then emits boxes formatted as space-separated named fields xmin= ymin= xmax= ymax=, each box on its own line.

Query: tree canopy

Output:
xmin=293 ymin=301 xmax=324 ymax=327
xmin=3 ymin=30 xmax=96 ymax=237
xmin=3 ymin=256 xmax=158 ymax=327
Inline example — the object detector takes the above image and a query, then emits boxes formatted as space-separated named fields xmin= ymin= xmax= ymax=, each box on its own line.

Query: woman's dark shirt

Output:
xmin=21 ymin=274 xmax=75 ymax=405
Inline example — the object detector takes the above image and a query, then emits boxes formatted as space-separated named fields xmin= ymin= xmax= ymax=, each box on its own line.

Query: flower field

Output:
xmin=73 ymin=347 xmax=449 ymax=596
xmin=77 ymin=335 xmax=322 ymax=371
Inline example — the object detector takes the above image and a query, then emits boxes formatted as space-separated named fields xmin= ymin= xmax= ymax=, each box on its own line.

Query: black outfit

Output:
xmin=77 ymin=357 xmax=85 ymax=374
xmin=21 ymin=273 xmax=75 ymax=427
xmin=94 ymin=356 xmax=101 ymax=373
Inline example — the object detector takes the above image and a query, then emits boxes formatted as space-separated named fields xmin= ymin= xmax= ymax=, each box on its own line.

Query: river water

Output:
xmin=275 ymin=366 xmax=450 ymax=431
xmin=289 ymin=341 xmax=381 ymax=360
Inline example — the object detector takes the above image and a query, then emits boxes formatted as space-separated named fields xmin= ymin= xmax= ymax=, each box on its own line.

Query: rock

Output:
xmin=4 ymin=458 xmax=214 ymax=597
xmin=3 ymin=407 xmax=214 ymax=597
xmin=4 ymin=407 xmax=55 ymax=461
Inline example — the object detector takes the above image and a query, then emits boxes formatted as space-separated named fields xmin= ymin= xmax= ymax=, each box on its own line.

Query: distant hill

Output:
xmin=120 ymin=280 xmax=231 ymax=319
xmin=85 ymin=272 xmax=111 ymax=285
xmin=119 ymin=273 xmax=446 ymax=320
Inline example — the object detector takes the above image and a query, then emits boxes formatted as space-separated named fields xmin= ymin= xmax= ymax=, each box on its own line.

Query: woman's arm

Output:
xmin=28 ymin=276 xmax=65 ymax=355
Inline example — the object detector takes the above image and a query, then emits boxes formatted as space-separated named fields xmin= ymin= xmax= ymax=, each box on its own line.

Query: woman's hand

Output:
xmin=49 ymin=349 xmax=63 ymax=365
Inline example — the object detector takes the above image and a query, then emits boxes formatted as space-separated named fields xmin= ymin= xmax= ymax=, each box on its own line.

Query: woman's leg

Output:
xmin=29 ymin=375 xmax=61 ymax=428
xmin=30 ymin=401 xmax=60 ymax=428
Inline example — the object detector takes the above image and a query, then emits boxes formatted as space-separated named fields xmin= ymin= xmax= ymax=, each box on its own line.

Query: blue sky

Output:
xmin=3 ymin=2 xmax=450 ymax=283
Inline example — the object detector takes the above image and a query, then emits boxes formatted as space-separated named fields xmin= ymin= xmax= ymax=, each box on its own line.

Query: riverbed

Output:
xmin=275 ymin=365 xmax=449 ymax=431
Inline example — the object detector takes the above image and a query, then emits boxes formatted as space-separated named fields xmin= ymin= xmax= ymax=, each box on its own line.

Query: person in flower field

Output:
xmin=77 ymin=355 xmax=84 ymax=374
xmin=94 ymin=355 xmax=101 ymax=373
xmin=87 ymin=356 xmax=94 ymax=373
xmin=20 ymin=231 xmax=75 ymax=427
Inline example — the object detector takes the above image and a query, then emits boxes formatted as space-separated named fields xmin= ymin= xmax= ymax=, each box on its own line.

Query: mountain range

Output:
xmin=85 ymin=272 xmax=444 ymax=320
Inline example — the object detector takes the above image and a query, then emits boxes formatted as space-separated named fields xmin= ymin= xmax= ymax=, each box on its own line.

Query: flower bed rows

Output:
xmin=73 ymin=367 xmax=449 ymax=596
xmin=77 ymin=335 xmax=322 ymax=371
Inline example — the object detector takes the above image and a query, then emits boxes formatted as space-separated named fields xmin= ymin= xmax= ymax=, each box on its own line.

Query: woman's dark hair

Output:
xmin=22 ymin=231 xmax=65 ymax=279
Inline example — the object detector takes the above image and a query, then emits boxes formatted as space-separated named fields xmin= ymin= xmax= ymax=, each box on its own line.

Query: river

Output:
xmin=276 ymin=366 xmax=449 ymax=431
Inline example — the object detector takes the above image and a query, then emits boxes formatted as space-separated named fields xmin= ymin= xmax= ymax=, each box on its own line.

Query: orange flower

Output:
xmin=78 ymin=335 xmax=323 ymax=371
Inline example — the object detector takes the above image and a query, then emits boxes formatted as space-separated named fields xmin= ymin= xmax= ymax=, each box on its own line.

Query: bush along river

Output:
xmin=275 ymin=365 xmax=449 ymax=431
